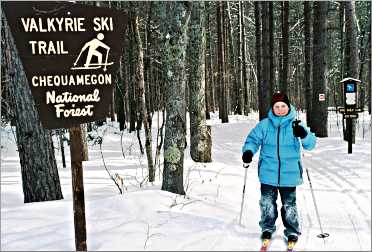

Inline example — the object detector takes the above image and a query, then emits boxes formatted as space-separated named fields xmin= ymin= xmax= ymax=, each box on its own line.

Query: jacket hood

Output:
xmin=268 ymin=104 xmax=296 ymax=128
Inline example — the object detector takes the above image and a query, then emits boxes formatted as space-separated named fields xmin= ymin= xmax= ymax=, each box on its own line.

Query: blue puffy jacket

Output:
xmin=242 ymin=105 xmax=316 ymax=187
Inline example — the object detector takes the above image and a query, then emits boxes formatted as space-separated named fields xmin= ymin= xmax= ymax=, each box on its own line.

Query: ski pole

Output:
xmin=239 ymin=163 xmax=249 ymax=225
xmin=293 ymin=120 xmax=329 ymax=242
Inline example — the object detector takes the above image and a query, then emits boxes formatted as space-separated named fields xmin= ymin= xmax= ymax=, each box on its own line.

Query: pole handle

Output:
xmin=292 ymin=119 xmax=301 ymax=128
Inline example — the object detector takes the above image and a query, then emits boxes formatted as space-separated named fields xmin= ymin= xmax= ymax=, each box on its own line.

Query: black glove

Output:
xmin=242 ymin=150 xmax=253 ymax=164
xmin=293 ymin=124 xmax=308 ymax=139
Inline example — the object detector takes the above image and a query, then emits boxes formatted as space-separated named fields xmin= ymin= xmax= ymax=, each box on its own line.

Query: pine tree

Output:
xmin=2 ymin=15 xmax=63 ymax=203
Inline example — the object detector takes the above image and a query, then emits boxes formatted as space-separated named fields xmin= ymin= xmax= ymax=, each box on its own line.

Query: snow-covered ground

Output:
xmin=1 ymin=111 xmax=371 ymax=251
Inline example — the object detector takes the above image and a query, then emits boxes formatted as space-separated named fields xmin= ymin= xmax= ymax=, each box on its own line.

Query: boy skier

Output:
xmin=241 ymin=92 xmax=316 ymax=248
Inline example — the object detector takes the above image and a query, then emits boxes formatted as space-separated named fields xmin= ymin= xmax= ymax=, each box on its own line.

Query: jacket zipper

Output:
xmin=277 ymin=126 xmax=281 ymax=185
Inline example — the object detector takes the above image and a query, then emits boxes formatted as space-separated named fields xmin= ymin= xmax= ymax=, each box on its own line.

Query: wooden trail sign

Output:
xmin=2 ymin=2 xmax=128 ymax=251
xmin=2 ymin=1 xmax=128 ymax=129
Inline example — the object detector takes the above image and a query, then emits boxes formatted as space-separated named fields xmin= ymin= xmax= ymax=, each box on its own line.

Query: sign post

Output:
xmin=2 ymin=2 xmax=127 ymax=250
xmin=69 ymin=126 xmax=86 ymax=251
xmin=338 ymin=77 xmax=362 ymax=154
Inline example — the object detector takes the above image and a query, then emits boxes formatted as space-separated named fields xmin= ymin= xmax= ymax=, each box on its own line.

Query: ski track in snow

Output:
xmin=1 ymin=112 xmax=371 ymax=251
xmin=298 ymin=133 xmax=371 ymax=250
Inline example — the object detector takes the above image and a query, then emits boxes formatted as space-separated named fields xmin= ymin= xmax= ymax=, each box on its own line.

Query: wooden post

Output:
xmin=69 ymin=125 xmax=87 ymax=251
xmin=347 ymin=118 xmax=353 ymax=154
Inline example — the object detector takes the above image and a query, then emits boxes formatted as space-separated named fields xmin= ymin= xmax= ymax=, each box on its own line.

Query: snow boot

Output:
xmin=261 ymin=231 xmax=272 ymax=240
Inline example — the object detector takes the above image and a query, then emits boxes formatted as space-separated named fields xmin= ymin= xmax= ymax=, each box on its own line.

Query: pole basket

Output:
xmin=317 ymin=233 xmax=329 ymax=238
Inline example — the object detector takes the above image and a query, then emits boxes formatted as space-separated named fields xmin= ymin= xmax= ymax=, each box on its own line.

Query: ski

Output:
xmin=287 ymin=241 xmax=296 ymax=252
xmin=260 ymin=238 xmax=271 ymax=252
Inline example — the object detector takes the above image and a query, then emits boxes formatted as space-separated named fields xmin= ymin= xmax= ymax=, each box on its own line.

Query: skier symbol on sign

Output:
xmin=71 ymin=33 xmax=113 ymax=72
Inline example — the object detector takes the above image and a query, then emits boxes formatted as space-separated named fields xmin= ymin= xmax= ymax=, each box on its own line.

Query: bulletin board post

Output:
xmin=338 ymin=77 xmax=363 ymax=154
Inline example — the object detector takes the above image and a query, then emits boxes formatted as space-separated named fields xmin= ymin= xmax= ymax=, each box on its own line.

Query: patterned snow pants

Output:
xmin=259 ymin=183 xmax=301 ymax=237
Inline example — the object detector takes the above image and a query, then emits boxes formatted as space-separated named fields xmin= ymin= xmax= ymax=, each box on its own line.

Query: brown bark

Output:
xmin=2 ymin=14 xmax=63 ymax=203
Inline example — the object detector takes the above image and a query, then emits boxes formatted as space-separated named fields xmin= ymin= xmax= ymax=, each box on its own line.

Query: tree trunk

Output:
xmin=223 ymin=3 xmax=231 ymax=119
xmin=280 ymin=1 xmax=289 ymax=94
xmin=343 ymin=1 xmax=360 ymax=143
xmin=128 ymin=10 xmax=136 ymax=133
xmin=217 ymin=2 xmax=228 ymax=123
xmin=242 ymin=2 xmax=250 ymax=115
xmin=117 ymin=56 xmax=126 ymax=131
xmin=226 ymin=2 xmax=239 ymax=115
xmin=311 ymin=1 xmax=328 ymax=137
xmin=260 ymin=2 xmax=270 ymax=120
xmin=339 ymin=3 xmax=345 ymax=107
xmin=304 ymin=2 xmax=313 ymax=127
xmin=237 ymin=1 xmax=244 ymax=115
xmin=269 ymin=2 xmax=275 ymax=96
xmin=255 ymin=2 xmax=264 ymax=120
xmin=369 ymin=29 xmax=371 ymax=115
xmin=206 ymin=3 xmax=215 ymax=115
xmin=204 ymin=4 xmax=210 ymax=120
xmin=58 ymin=129 xmax=66 ymax=168
xmin=188 ymin=2 xmax=212 ymax=163
xmin=110 ymin=88 xmax=116 ymax=122
xmin=144 ymin=2 xmax=154 ymax=121
xmin=344 ymin=2 xmax=360 ymax=79
xmin=81 ymin=124 xmax=88 ymax=161
xmin=160 ymin=2 xmax=191 ymax=195
xmin=133 ymin=15 xmax=155 ymax=182
xmin=2 ymin=16 xmax=63 ymax=203
xmin=358 ymin=9 xmax=370 ymax=110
